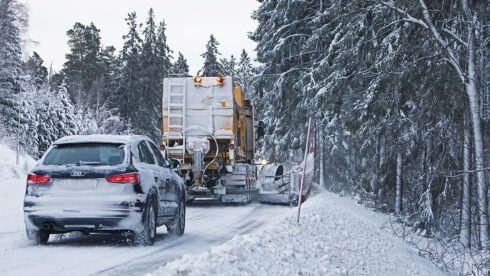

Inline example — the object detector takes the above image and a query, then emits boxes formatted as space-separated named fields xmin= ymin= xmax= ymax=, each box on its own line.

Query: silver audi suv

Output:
xmin=24 ymin=135 xmax=186 ymax=245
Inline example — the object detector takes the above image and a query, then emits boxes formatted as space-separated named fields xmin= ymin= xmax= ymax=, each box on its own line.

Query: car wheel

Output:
xmin=27 ymin=229 xmax=49 ymax=245
xmin=167 ymin=197 xmax=185 ymax=236
xmin=134 ymin=195 xmax=157 ymax=246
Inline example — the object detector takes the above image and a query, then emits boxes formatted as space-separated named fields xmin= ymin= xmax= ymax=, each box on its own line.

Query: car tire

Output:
xmin=167 ymin=196 xmax=185 ymax=236
xmin=27 ymin=229 xmax=49 ymax=245
xmin=134 ymin=195 xmax=157 ymax=246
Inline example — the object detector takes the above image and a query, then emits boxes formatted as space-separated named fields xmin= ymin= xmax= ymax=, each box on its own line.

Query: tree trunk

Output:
xmin=377 ymin=135 xmax=385 ymax=200
xmin=460 ymin=0 xmax=488 ymax=251
xmin=395 ymin=151 xmax=402 ymax=215
xmin=461 ymin=111 xmax=472 ymax=248
xmin=319 ymin=125 xmax=325 ymax=188
xmin=371 ymin=138 xmax=379 ymax=195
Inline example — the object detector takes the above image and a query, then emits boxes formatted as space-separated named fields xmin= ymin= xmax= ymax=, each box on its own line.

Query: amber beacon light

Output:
xmin=194 ymin=76 xmax=201 ymax=84
xmin=216 ymin=76 xmax=224 ymax=84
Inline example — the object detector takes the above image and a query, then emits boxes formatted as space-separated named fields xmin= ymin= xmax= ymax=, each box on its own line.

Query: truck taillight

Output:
xmin=216 ymin=76 xmax=224 ymax=84
xmin=160 ymin=144 xmax=166 ymax=150
xmin=27 ymin=174 xmax=51 ymax=185
xmin=106 ymin=173 xmax=139 ymax=184
xmin=194 ymin=76 xmax=201 ymax=84
xmin=229 ymin=143 xmax=234 ymax=150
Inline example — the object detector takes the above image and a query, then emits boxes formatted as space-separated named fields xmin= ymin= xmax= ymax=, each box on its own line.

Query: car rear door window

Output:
xmin=138 ymin=141 xmax=156 ymax=164
xmin=43 ymin=143 xmax=124 ymax=165
xmin=147 ymin=141 xmax=166 ymax=167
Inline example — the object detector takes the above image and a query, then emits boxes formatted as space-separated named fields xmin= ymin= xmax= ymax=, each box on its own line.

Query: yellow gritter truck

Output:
xmin=162 ymin=76 xmax=260 ymax=203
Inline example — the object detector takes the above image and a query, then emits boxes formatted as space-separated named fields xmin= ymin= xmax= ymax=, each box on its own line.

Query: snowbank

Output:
xmin=0 ymin=144 xmax=36 ymax=235
xmin=148 ymin=191 xmax=446 ymax=276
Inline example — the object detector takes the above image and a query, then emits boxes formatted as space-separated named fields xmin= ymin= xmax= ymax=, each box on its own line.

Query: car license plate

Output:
xmin=56 ymin=179 xmax=98 ymax=191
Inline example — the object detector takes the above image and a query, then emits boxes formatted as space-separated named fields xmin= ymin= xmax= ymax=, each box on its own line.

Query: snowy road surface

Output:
xmin=0 ymin=144 xmax=287 ymax=276
xmin=0 ymin=201 xmax=285 ymax=276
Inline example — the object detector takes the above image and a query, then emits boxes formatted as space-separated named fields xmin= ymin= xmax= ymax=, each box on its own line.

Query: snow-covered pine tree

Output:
xmin=63 ymin=22 xmax=104 ymax=107
xmin=171 ymin=52 xmax=190 ymax=76
xmin=199 ymin=34 xmax=222 ymax=77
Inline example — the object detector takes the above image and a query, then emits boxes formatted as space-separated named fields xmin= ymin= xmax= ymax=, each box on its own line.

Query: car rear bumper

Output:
xmin=24 ymin=195 xmax=146 ymax=233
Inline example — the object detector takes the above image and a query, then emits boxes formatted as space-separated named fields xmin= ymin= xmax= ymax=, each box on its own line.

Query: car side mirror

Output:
xmin=163 ymin=160 xmax=170 ymax=168
xmin=169 ymin=158 xmax=181 ymax=169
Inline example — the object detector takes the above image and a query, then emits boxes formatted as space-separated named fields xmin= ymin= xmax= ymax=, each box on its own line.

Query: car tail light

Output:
xmin=229 ymin=143 xmax=234 ymax=150
xmin=27 ymin=174 xmax=51 ymax=185
xmin=106 ymin=173 xmax=139 ymax=184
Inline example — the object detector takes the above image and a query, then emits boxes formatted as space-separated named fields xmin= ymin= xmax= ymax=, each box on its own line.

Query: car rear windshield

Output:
xmin=43 ymin=143 xmax=125 ymax=165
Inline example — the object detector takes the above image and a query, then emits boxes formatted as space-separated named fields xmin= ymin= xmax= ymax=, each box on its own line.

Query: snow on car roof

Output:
xmin=54 ymin=134 xmax=146 ymax=145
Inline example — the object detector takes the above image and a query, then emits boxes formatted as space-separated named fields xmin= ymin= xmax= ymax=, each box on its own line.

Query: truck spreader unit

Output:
xmin=162 ymin=76 xmax=263 ymax=203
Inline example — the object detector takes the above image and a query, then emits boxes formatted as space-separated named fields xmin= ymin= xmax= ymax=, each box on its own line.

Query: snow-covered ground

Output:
xmin=0 ymin=144 xmax=36 ymax=235
xmin=149 ymin=191 xmax=447 ymax=276
xmin=0 ymin=143 xmax=446 ymax=275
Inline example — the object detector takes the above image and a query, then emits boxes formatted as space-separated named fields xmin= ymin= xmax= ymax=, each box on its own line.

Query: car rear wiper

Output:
xmin=75 ymin=161 xmax=108 ymax=166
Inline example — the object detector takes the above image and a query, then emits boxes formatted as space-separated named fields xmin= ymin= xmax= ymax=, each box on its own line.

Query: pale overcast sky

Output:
xmin=23 ymin=0 xmax=260 ymax=75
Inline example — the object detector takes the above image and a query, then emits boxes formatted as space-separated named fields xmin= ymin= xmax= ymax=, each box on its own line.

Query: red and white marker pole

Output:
xmin=297 ymin=117 xmax=312 ymax=223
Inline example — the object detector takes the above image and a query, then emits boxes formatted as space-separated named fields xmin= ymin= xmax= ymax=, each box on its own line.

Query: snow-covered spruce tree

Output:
xmin=152 ymin=17 xmax=173 ymax=142
xmin=250 ymin=0 xmax=314 ymax=163
xmin=115 ymin=12 xmax=143 ymax=130
xmin=236 ymin=50 xmax=253 ymax=98
xmin=219 ymin=55 xmax=237 ymax=78
xmin=0 ymin=0 xmax=25 ymax=137
xmin=171 ymin=52 xmax=190 ymax=76
xmin=94 ymin=103 xmax=125 ymax=135
xmin=136 ymin=9 xmax=173 ymax=142
xmin=24 ymin=52 xmax=48 ymax=90
xmin=199 ymin=34 xmax=222 ymax=77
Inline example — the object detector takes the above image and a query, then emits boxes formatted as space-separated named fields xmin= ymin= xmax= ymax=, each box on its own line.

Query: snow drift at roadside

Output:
xmin=149 ymin=191 xmax=446 ymax=276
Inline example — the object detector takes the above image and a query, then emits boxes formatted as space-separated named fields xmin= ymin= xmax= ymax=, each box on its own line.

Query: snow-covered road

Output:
xmin=0 ymin=202 xmax=285 ymax=276
xmin=0 ymin=144 xmax=287 ymax=276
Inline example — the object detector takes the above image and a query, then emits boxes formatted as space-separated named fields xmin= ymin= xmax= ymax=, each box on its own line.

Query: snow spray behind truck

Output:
xmin=162 ymin=76 xmax=312 ymax=204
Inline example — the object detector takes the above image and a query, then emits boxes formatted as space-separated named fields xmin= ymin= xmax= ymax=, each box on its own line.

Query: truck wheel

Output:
xmin=167 ymin=197 xmax=185 ymax=236
xmin=27 ymin=229 xmax=49 ymax=245
xmin=134 ymin=196 xmax=157 ymax=246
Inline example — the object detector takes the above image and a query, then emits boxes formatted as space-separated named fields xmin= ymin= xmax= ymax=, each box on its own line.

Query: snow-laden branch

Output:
xmin=379 ymin=0 xmax=466 ymax=83
xmin=379 ymin=1 xmax=428 ymax=28
xmin=417 ymin=0 xmax=465 ymax=82
xmin=442 ymin=28 xmax=468 ymax=48
xmin=435 ymin=167 xmax=490 ymax=178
